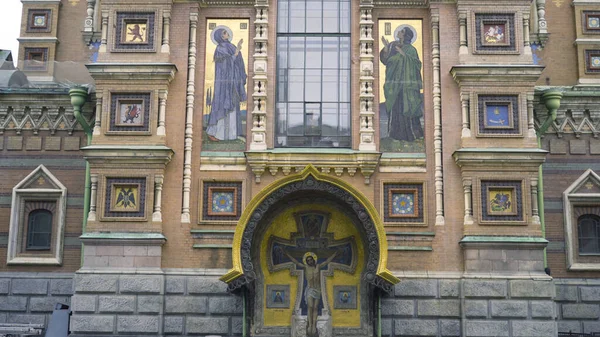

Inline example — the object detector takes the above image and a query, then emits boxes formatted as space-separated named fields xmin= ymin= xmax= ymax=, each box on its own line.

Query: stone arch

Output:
xmin=221 ymin=165 xmax=398 ymax=292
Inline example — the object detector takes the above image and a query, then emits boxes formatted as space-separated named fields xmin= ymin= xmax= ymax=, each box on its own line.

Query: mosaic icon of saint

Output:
xmin=206 ymin=26 xmax=247 ymax=142
xmin=380 ymin=25 xmax=424 ymax=142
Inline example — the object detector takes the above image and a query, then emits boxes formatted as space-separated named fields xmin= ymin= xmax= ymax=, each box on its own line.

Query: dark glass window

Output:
xmin=276 ymin=0 xmax=351 ymax=147
xmin=26 ymin=209 xmax=53 ymax=250
xmin=578 ymin=214 xmax=600 ymax=254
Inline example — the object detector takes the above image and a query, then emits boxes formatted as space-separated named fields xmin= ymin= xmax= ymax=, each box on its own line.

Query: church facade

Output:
xmin=1 ymin=0 xmax=600 ymax=336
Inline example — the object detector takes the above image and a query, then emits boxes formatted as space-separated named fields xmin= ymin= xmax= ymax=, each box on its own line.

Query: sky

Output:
xmin=0 ymin=0 xmax=23 ymax=64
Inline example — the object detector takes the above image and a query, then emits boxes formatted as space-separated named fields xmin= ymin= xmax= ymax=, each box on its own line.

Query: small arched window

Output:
xmin=578 ymin=214 xmax=600 ymax=254
xmin=26 ymin=209 xmax=53 ymax=250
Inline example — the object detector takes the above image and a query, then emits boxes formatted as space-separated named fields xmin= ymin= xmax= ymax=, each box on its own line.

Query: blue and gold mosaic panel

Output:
xmin=104 ymin=177 xmax=146 ymax=219
xmin=201 ymin=181 xmax=243 ymax=222
xmin=113 ymin=12 xmax=156 ymax=52
xmin=383 ymin=183 xmax=424 ymax=224
xmin=478 ymin=95 xmax=520 ymax=135
xmin=585 ymin=50 xmax=600 ymax=73
xmin=333 ymin=285 xmax=357 ymax=310
xmin=474 ymin=13 xmax=516 ymax=53
xmin=27 ymin=9 xmax=51 ymax=32
xmin=109 ymin=93 xmax=151 ymax=133
xmin=583 ymin=11 xmax=600 ymax=34
xmin=480 ymin=180 xmax=523 ymax=222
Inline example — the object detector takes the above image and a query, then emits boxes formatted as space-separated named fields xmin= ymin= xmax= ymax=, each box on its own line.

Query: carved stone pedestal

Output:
xmin=291 ymin=315 xmax=332 ymax=337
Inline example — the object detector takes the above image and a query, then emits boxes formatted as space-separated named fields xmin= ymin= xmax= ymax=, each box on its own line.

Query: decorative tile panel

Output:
xmin=23 ymin=48 xmax=48 ymax=71
xmin=480 ymin=180 xmax=523 ymax=222
xmin=474 ymin=13 xmax=516 ymax=53
xmin=477 ymin=95 xmax=520 ymax=135
xmin=585 ymin=50 xmax=600 ymax=73
xmin=583 ymin=11 xmax=600 ymax=34
xmin=113 ymin=12 xmax=156 ymax=52
xmin=201 ymin=181 xmax=243 ymax=222
xmin=266 ymin=284 xmax=290 ymax=308
xmin=104 ymin=177 xmax=147 ymax=219
xmin=333 ymin=285 xmax=357 ymax=309
xmin=27 ymin=9 xmax=52 ymax=32
xmin=109 ymin=93 xmax=151 ymax=133
xmin=383 ymin=182 xmax=424 ymax=224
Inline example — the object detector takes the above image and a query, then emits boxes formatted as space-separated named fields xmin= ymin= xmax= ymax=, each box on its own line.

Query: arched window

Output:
xmin=26 ymin=209 xmax=53 ymax=250
xmin=578 ymin=214 xmax=600 ymax=254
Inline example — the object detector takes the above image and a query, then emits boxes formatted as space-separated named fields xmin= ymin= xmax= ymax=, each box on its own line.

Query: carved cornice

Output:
xmin=450 ymin=65 xmax=545 ymax=85
xmin=534 ymin=87 xmax=600 ymax=137
xmin=245 ymin=149 xmax=382 ymax=184
xmin=82 ymin=145 xmax=174 ymax=167
xmin=453 ymin=148 xmax=547 ymax=171
xmin=86 ymin=63 xmax=177 ymax=83
xmin=374 ymin=0 xmax=429 ymax=6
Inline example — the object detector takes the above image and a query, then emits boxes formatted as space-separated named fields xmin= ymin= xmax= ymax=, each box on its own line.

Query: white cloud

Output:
xmin=0 ymin=0 xmax=23 ymax=64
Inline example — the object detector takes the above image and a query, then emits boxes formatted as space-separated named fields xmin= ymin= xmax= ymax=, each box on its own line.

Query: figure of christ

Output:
xmin=278 ymin=248 xmax=341 ymax=337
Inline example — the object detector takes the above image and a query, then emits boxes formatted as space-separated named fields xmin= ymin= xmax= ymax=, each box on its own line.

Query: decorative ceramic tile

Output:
xmin=583 ymin=11 xmax=600 ymax=33
xmin=201 ymin=181 xmax=243 ymax=221
xmin=113 ymin=12 xmax=156 ymax=52
xmin=104 ymin=177 xmax=146 ymax=218
xmin=586 ymin=50 xmax=600 ymax=73
xmin=27 ymin=9 xmax=51 ymax=32
xmin=266 ymin=284 xmax=290 ymax=308
xmin=333 ymin=285 xmax=357 ymax=309
xmin=109 ymin=93 xmax=151 ymax=132
xmin=474 ymin=14 xmax=516 ymax=53
xmin=480 ymin=180 xmax=523 ymax=222
xmin=208 ymin=187 xmax=237 ymax=216
xmin=23 ymin=48 xmax=48 ymax=71
xmin=383 ymin=183 xmax=424 ymax=224
xmin=478 ymin=95 xmax=520 ymax=135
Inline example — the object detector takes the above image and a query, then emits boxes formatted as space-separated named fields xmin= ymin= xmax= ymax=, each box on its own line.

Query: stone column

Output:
xmin=463 ymin=178 xmax=473 ymax=225
xmin=250 ymin=2 xmax=268 ymax=151
xmin=432 ymin=10 xmax=445 ymax=226
xmin=153 ymin=175 xmax=164 ymax=222
xmin=157 ymin=90 xmax=167 ymax=136
xmin=531 ymin=178 xmax=540 ymax=224
xmin=358 ymin=0 xmax=376 ymax=151
xmin=84 ymin=0 xmax=95 ymax=34
xmin=88 ymin=174 xmax=98 ymax=221
xmin=162 ymin=10 xmax=171 ymax=53
xmin=99 ymin=10 xmax=109 ymax=53
xmin=461 ymin=92 xmax=471 ymax=138
xmin=459 ymin=11 xmax=468 ymax=55
xmin=93 ymin=91 xmax=102 ymax=135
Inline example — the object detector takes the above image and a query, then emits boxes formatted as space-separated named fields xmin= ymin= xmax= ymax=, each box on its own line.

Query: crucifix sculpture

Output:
xmin=268 ymin=211 xmax=357 ymax=337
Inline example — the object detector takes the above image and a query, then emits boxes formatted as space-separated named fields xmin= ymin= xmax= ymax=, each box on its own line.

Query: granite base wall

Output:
xmin=11 ymin=272 xmax=600 ymax=337
xmin=0 ymin=272 xmax=74 ymax=326
xmin=555 ymin=278 xmax=600 ymax=335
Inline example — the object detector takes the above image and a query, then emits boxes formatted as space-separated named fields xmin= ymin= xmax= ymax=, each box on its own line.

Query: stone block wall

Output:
xmin=0 ymin=272 xmax=73 ymax=326
xmin=70 ymin=271 xmax=243 ymax=336
xmin=556 ymin=279 xmax=600 ymax=334
xmin=381 ymin=278 xmax=557 ymax=337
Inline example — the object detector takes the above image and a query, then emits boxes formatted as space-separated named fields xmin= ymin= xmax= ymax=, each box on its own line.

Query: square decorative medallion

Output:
xmin=474 ymin=14 xmax=516 ymax=53
xmin=201 ymin=181 xmax=243 ymax=222
xmin=27 ymin=9 xmax=51 ymax=32
xmin=383 ymin=183 xmax=424 ymax=224
xmin=583 ymin=11 xmax=600 ymax=33
xmin=480 ymin=180 xmax=523 ymax=222
xmin=478 ymin=95 xmax=520 ymax=135
xmin=266 ymin=284 xmax=290 ymax=309
xmin=23 ymin=48 xmax=48 ymax=71
xmin=333 ymin=285 xmax=357 ymax=309
xmin=104 ymin=177 xmax=146 ymax=219
xmin=585 ymin=50 xmax=600 ymax=73
xmin=109 ymin=93 xmax=151 ymax=133
xmin=113 ymin=12 xmax=156 ymax=52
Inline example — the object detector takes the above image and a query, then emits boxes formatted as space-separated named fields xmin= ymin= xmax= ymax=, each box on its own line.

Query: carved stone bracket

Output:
xmin=245 ymin=150 xmax=381 ymax=184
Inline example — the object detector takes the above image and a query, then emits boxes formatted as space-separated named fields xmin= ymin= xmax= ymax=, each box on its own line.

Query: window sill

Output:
xmin=7 ymin=256 xmax=61 ymax=266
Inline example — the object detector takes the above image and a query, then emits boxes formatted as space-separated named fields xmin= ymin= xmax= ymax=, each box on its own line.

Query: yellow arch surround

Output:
xmin=221 ymin=164 xmax=399 ymax=286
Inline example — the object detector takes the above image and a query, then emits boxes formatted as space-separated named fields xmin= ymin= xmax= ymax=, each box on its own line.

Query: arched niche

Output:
xmin=222 ymin=165 xmax=398 ymax=337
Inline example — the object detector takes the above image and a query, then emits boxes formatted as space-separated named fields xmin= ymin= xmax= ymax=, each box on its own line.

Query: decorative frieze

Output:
xmin=249 ymin=3 xmax=268 ymax=151
xmin=359 ymin=0 xmax=376 ymax=151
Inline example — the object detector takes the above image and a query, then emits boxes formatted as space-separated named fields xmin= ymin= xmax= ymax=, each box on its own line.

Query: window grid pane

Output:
xmin=578 ymin=215 xmax=600 ymax=254
xmin=27 ymin=209 xmax=52 ymax=250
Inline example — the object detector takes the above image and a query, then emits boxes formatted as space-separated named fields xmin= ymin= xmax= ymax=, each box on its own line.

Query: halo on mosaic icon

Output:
xmin=211 ymin=25 xmax=234 ymax=45
xmin=593 ymin=57 xmax=600 ymax=67
xmin=394 ymin=24 xmax=417 ymax=44
xmin=590 ymin=18 xmax=600 ymax=28
xmin=303 ymin=251 xmax=317 ymax=265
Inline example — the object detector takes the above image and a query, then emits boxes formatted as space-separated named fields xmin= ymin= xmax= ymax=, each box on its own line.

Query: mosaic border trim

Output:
xmin=480 ymin=180 xmax=523 ymax=222
xmin=113 ymin=11 xmax=156 ymax=52
xmin=104 ymin=177 xmax=147 ymax=219
xmin=477 ymin=95 xmax=520 ymax=136
xmin=383 ymin=182 xmax=425 ymax=224
xmin=109 ymin=93 xmax=151 ymax=133
xmin=201 ymin=181 xmax=243 ymax=222
xmin=26 ymin=9 xmax=52 ymax=33
xmin=474 ymin=13 xmax=517 ymax=54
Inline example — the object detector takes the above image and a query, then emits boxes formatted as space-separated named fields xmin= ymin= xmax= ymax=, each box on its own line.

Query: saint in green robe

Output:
xmin=380 ymin=40 xmax=424 ymax=142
